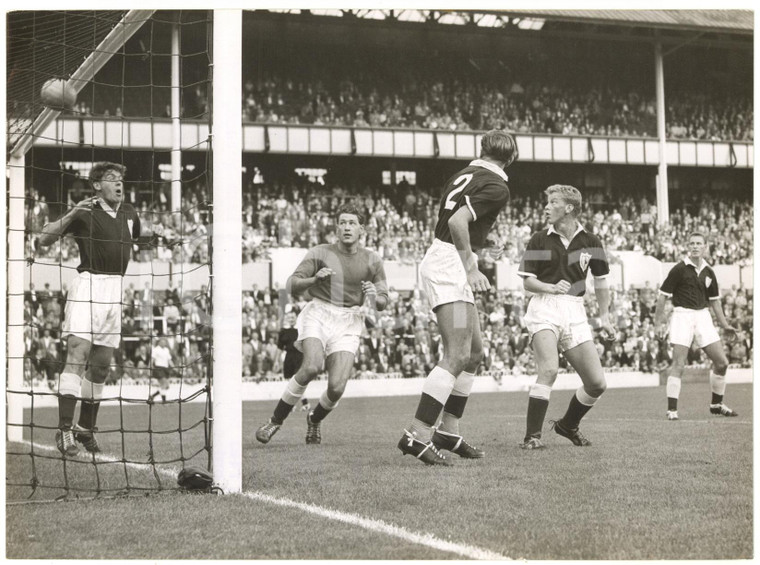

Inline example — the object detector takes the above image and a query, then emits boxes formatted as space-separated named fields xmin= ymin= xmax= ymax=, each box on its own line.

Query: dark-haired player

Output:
xmin=517 ymin=184 xmax=615 ymax=450
xmin=654 ymin=232 xmax=738 ymax=420
xmin=38 ymin=162 xmax=174 ymax=456
xmin=398 ymin=129 xmax=518 ymax=466
xmin=255 ymin=203 xmax=388 ymax=445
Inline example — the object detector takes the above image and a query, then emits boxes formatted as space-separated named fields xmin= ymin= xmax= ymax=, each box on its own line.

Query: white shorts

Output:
xmin=295 ymin=299 xmax=363 ymax=357
xmin=419 ymin=239 xmax=475 ymax=311
xmin=669 ymin=307 xmax=720 ymax=348
xmin=62 ymin=272 xmax=123 ymax=349
xmin=523 ymin=293 xmax=592 ymax=352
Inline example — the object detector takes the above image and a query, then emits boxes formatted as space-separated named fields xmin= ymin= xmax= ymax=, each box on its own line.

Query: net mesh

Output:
xmin=6 ymin=10 xmax=215 ymax=501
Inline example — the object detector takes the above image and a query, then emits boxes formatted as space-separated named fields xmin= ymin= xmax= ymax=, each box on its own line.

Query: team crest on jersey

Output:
xmin=705 ymin=276 xmax=712 ymax=288
xmin=579 ymin=251 xmax=592 ymax=273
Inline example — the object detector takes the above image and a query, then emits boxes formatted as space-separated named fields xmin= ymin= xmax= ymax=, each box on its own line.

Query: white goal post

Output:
xmin=6 ymin=9 xmax=244 ymax=494
xmin=211 ymin=9 xmax=243 ymax=494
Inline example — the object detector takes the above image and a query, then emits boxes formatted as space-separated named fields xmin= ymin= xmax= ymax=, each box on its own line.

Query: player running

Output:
xmin=517 ymin=184 xmax=615 ymax=450
xmin=397 ymin=129 xmax=518 ymax=466
xmin=255 ymin=202 xmax=388 ymax=445
xmin=654 ymin=232 xmax=738 ymax=420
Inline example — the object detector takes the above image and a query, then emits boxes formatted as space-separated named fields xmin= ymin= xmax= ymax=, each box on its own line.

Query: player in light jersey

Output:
xmin=398 ymin=129 xmax=518 ymax=466
xmin=255 ymin=203 xmax=388 ymax=445
xmin=517 ymin=184 xmax=616 ymax=449
xmin=654 ymin=232 xmax=738 ymax=420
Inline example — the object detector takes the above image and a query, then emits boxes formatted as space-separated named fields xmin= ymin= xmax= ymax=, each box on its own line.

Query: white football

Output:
xmin=40 ymin=78 xmax=77 ymax=110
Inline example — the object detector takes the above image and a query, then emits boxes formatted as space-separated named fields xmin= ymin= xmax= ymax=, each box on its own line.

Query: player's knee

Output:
xmin=327 ymin=381 xmax=346 ymax=399
xmin=712 ymin=357 xmax=728 ymax=375
xmin=88 ymin=364 xmax=110 ymax=383
xmin=299 ymin=363 xmax=321 ymax=381
xmin=65 ymin=342 xmax=90 ymax=370
xmin=670 ymin=359 xmax=686 ymax=376
xmin=536 ymin=365 xmax=559 ymax=384
xmin=587 ymin=378 xmax=607 ymax=397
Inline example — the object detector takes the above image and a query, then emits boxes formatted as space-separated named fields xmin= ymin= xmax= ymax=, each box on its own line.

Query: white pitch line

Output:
xmin=243 ymin=490 xmax=509 ymax=560
xmin=14 ymin=440 xmax=509 ymax=560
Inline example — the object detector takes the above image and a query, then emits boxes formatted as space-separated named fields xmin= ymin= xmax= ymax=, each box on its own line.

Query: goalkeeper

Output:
xmin=38 ymin=162 xmax=176 ymax=456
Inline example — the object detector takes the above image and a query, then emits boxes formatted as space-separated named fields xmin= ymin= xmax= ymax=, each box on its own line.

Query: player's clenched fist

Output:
xmin=361 ymin=280 xmax=377 ymax=297
xmin=551 ymin=280 xmax=571 ymax=295
xmin=315 ymin=267 xmax=335 ymax=280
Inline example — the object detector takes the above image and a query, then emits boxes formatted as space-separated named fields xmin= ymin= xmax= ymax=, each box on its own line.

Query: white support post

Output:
xmin=211 ymin=9 xmax=242 ymax=494
xmin=171 ymin=23 xmax=182 ymax=216
xmin=654 ymin=40 xmax=669 ymax=227
xmin=7 ymin=154 xmax=26 ymax=442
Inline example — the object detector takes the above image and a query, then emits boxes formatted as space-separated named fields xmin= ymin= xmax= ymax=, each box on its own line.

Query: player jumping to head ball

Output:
xmin=398 ymin=129 xmax=518 ymax=466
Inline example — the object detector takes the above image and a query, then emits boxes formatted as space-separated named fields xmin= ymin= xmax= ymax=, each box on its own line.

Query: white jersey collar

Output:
xmin=469 ymin=159 xmax=508 ymax=182
xmin=547 ymin=221 xmax=585 ymax=240
xmin=96 ymin=197 xmax=119 ymax=218
xmin=684 ymin=255 xmax=710 ymax=273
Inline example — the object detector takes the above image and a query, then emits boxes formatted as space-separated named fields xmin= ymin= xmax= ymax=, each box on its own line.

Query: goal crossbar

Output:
xmin=10 ymin=9 xmax=156 ymax=158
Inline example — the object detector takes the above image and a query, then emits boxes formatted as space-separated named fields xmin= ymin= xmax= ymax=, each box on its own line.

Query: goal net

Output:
xmin=5 ymin=10 xmax=233 ymax=500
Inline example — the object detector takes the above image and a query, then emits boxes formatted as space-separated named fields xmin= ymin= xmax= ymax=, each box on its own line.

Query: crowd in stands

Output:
xmin=23 ymin=252 xmax=753 ymax=388
xmin=23 ymin=175 xmax=753 ymax=385
xmin=27 ymin=176 xmax=753 ymax=269
xmin=22 ymin=280 xmax=754 ymax=388
xmin=242 ymin=74 xmax=753 ymax=142
xmin=23 ymin=281 xmax=211 ymax=388
xmin=244 ymin=179 xmax=753 ymax=267
xmin=234 ymin=280 xmax=754 ymax=383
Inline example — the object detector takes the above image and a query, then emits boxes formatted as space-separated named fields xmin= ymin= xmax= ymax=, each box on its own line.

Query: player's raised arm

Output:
xmin=37 ymin=196 xmax=96 ymax=247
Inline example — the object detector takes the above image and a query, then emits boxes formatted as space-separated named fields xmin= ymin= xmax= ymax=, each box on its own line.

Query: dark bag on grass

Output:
xmin=177 ymin=466 xmax=214 ymax=492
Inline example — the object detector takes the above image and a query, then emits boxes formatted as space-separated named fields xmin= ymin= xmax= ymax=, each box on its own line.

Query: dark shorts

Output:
xmin=153 ymin=366 xmax=171 ymax=381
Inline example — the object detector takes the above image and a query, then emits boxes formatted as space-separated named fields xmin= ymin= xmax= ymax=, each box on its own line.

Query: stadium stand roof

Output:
xmin=500 ymin=10 xmax=753 ymax=34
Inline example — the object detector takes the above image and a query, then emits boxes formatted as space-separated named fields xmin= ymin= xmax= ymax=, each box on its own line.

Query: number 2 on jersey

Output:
xmin=444 ymin=174 xmax=473 ymax=210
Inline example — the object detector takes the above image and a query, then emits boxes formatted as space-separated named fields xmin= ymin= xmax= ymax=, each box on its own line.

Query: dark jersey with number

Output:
xmin=517 ymin=224 xmax=610 ymax=297
xmin=659 ymin=259 xmax=719 ymax=310
xmin=64 ymin=200 xmax=141 ymax=275
xmin=433 ymin=159 xmax=510 ymax=251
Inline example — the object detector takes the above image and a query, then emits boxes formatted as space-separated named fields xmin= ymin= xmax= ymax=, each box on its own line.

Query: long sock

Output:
xmin=272 ymin=400 xmax=294 ymax=425
xmin=710 ymin=372 xmax=726 ymax=404
xmin=78 ymin=378 xmax=103 ymax=429
xmin=57 ymin=372 xmax=81 ymax=428
xmin=525 ymin=383 xmax=551 ymax=440
xmin=273 ymin=377 xmax=308 ymax=424
xmin=667 ymin=376 xmax=681 ymax=411
xmin=309 ymin=390 xmax=339 ymax=423
xmin=410 ymin=394 xmax=443 ymax=443
xmin=440 ymin=371 xmax=475 ymax=435
xmin=561 ymin=387 xmax=599 ymax=429
xmin=410 ymin=366 xmax=456 ymax=441
xmin=59 ymin=396 xmax=77 ymax=429
xmin=78 ymin=402 xmax=100 ymax=430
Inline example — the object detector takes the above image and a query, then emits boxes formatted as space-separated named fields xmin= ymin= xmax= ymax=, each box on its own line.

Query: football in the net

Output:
xmin=40 ymin=78 xmax=77 ymax=110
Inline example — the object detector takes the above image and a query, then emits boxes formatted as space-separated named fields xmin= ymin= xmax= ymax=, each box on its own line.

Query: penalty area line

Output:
xmin=15 ymin=440 xmax=508 ymax=560
xmin=243 ymin=490 xmax=510 ymax=560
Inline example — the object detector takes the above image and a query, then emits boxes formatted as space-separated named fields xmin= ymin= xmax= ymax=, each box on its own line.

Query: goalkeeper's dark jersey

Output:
xmin=433 ymin=159 xmax=510 ymax=252
xmin=64 ymin=200 xmax=140 ymax=276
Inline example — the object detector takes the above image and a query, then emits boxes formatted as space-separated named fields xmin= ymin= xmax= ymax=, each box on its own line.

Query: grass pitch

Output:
xmin=6 ymin=382 xmax=753 ymax=559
